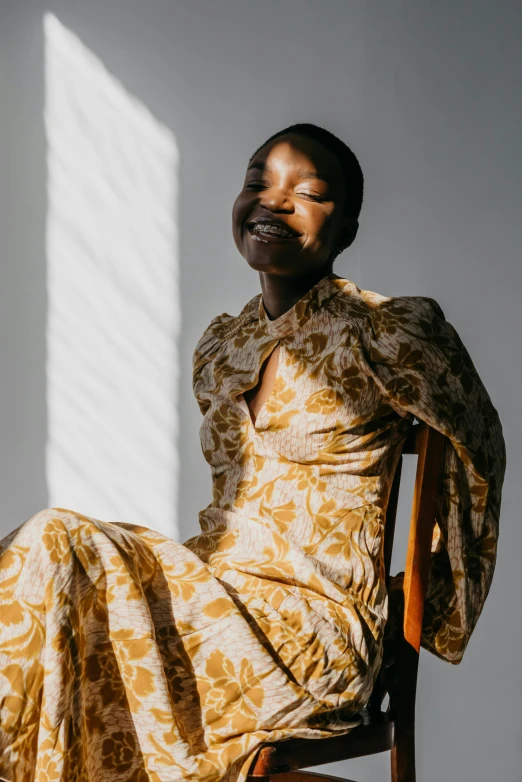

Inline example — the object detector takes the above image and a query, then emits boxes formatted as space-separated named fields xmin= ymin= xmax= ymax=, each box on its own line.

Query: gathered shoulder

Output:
xmin=192 ymin=293 xmax=261 ymax=372
xmin=328 ymin=279 xmax=446 ymax=336
xmin=192 ymin=312 xmax=236 ymax=366
xmin=369 ymin=292 xmax=446 ymax=322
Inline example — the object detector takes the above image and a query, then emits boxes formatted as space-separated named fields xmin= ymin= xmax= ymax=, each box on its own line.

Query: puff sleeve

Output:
xmin=360 ymin=296 xmax=506 ymax=663
xmin=192 ymin=313 xmax=234 ymax=416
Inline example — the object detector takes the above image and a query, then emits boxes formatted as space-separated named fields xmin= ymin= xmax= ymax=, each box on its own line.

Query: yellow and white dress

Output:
xmin=0 ymin=273 xmax=505 ymax=782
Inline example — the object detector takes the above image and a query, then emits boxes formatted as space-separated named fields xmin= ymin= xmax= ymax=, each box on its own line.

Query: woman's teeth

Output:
xmin=250 ymin=223 xmax=297 ymax=240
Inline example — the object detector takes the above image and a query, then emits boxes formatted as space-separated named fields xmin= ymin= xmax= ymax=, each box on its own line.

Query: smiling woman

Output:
xmin=232 ymin=123 xmax=362 ymax=291
xmin=0 ymin=124 xmax=505 ymax=782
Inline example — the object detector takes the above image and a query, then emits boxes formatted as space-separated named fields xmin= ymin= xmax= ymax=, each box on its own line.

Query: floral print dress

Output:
xmin=0 ymin=273 xmax=505 ymax=782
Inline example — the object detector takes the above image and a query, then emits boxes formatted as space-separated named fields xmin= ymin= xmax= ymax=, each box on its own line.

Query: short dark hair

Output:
xmin=248 ymin=122 xmax=364 ymax=220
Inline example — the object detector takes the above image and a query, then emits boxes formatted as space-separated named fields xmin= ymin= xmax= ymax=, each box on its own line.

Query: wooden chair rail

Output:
xmin=402 ymin=424 xmax=445 ymax=652
xmin=254 ymin=771 xmax=360 ymax=782
xmin=250 ymin=720 xmax=395 ymax=777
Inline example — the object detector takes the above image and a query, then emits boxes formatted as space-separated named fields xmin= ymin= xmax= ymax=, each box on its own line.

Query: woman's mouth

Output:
xmin=246 ymin=219 xmax=301 ymax=244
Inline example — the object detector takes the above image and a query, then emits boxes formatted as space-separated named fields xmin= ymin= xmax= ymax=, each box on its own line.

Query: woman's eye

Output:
xmin=298 ymin=192 xmax=326 ymax=202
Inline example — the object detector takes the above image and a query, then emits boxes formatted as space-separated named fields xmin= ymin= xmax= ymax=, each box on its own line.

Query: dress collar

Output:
xmin=258 ymin=272 xmax=347 ymax=338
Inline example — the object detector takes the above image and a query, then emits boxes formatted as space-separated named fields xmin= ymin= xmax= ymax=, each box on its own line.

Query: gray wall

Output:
xmin=1 ymin=1 xmax=520 ymax=779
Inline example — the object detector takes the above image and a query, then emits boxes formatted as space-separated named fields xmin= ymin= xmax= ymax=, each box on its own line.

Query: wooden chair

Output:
xmin=247 ymin=422 xmax=446 ymax=782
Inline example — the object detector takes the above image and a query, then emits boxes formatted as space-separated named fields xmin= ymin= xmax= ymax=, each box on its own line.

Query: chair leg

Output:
xmin=391 ymin=724 xmax=416 ymax=782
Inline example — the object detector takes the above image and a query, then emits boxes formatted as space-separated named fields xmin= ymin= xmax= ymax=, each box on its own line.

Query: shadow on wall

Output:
xmin=44 ymin=13 xmax=181 ymax=538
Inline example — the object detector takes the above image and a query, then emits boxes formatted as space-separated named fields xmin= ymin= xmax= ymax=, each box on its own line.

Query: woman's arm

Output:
xmin=361 ymin=295 xmax=506 ymax=663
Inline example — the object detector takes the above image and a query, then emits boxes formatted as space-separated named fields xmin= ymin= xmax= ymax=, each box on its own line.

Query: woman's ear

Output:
xmin=336 ymin=217 xmax=359 ymax=256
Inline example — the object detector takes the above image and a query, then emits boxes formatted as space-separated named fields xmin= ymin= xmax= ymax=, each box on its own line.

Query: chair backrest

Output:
xmin=386 ymin=422 xmax=446 ymax=649
xmin=370 ymin=422 xmax=446 ymax=721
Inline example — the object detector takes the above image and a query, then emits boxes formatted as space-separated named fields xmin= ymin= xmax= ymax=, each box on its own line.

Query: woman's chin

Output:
xmin=244 ymin=248 xmax=302 ymax=275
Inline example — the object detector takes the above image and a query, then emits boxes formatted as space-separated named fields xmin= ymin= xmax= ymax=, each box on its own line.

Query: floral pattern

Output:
xmin=0 ymin=273 xmax=505 ymax=781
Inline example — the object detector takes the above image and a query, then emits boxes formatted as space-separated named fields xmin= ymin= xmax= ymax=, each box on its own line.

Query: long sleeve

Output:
xmin=360 ymin=295 xmax=506 ymax=663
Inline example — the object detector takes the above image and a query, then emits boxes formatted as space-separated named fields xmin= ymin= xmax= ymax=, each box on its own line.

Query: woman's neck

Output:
xmin=259 ymin=265 xmax=338 ymax=320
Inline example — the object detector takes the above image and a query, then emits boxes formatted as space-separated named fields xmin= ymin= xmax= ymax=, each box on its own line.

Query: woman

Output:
xmin=0 ymin=124 xmax=506 ymax=782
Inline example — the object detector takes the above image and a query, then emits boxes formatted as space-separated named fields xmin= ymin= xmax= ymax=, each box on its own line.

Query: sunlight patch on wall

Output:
xmin=44 ymin=13 xmax=180 ymax=538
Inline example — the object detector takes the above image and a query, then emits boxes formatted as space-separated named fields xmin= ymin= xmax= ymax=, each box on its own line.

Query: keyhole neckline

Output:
xmin=236 ymin=340 xmax=281 ymax=430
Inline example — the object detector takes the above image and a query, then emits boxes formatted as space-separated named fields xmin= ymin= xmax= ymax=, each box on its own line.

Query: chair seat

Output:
xmin=248 ymin=712 xmax=395 ymax=777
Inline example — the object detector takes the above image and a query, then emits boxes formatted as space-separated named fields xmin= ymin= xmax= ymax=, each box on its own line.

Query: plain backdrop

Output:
xmin=1 ymin=2 xmax=521 ymax=780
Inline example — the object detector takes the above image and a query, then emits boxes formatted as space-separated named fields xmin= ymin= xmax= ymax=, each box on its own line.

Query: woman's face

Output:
xmin=232 ymin=133 xmax=356 ymax=278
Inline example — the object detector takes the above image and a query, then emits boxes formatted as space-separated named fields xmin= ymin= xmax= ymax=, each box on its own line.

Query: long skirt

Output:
xmin=0 ymin=508 xmax=364 ymax=782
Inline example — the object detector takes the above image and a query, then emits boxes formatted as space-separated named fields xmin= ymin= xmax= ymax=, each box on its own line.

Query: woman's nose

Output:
xmin=260 ymin=187 xmax=293 ymax=212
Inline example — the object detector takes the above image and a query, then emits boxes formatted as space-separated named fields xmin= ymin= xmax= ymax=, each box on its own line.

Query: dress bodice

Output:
xmin=187 ymin=274 xmax=411 ymax=656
